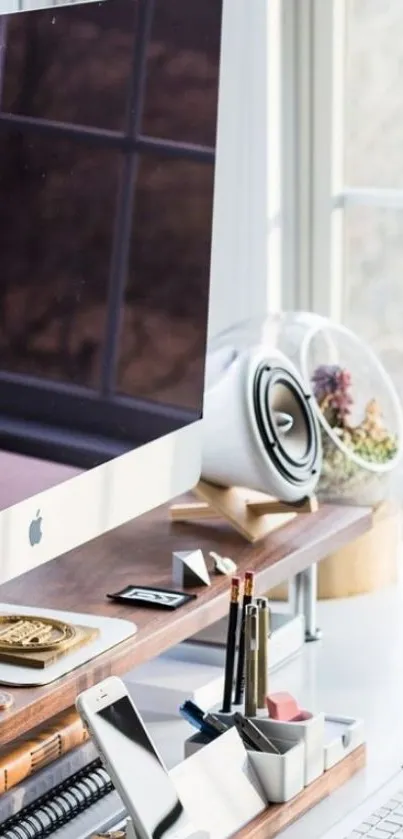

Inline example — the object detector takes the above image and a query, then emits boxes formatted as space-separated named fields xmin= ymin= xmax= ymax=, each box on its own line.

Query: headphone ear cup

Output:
xmin=201 ymin=348 xmax=322 ymax=503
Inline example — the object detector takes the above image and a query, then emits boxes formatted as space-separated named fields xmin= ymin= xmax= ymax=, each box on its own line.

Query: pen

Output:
xmin=179 ymin=699 xmax=205 ymax=727
xmin=256 ymin=596 xmax=270 ymax=709
xmin=179 ymin=701 xmax=221 ymax=740
xmin=221 ymin=576 xmax=241 ymax=713
xmin=234 ymin=570 xmax=255 ymax=706
xmin=245 ymin=603 xmax=259 ymax=717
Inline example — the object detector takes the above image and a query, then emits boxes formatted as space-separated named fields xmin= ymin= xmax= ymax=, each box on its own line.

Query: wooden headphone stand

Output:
xmin=170 ymin=479 xmax=318 ymax=543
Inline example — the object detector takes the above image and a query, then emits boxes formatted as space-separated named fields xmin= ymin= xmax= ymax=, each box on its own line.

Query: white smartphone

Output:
xmin=76 ymin=676 xmax=197 ymax=839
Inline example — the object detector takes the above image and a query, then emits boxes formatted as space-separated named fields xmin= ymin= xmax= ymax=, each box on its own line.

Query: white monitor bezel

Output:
xmin=0 ymin=424 xmax=200 ymax=582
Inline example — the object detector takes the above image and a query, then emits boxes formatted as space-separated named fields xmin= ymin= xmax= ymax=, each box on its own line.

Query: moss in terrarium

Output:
xmin=311 ymin=365 xmax=397 ymax=487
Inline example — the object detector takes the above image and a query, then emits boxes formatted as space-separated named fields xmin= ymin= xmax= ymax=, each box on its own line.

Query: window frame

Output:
xmin=281 ymin=0 xmax=335 ymax=316
xmin=285 ymin=0 xmax=403 ymax=322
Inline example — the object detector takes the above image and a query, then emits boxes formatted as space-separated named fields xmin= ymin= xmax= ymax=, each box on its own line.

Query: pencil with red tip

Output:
xmin=234 ymin=570 xmax=255 ymax=706
xmin=221 ymin=576 xmax=241 ymax=713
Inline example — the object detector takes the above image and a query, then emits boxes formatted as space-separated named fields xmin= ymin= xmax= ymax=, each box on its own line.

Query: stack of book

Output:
xmin=0 ymin=707 xmax=117 ymax=838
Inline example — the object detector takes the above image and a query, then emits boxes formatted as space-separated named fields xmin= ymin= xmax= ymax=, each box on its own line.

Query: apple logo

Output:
xmin=29 ymin=510 xmax=43 ymax=547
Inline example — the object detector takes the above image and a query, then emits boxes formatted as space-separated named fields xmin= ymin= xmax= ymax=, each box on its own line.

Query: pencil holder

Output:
xmin=213 ymin=710 xmax=325 ymax=786
xmin=184 ymin=731 xmax=305 ymax=803
xmin=253 ymin=712 xmax=325 ymax=785
xmin=176 ymin=727 xmax=267 ymax=836
xmin=247 ymin=737 xmax=304 ymax=803
xmin=184 ymin=732 xmax=212 ymax=759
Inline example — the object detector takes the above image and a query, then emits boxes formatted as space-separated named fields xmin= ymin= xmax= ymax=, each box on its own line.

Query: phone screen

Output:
xmin=95 ymin=695 xmax=190 ymax=839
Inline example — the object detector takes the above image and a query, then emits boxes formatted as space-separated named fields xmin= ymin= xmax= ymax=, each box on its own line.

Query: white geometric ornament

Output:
xmin=172 ymin=549 xmax=211 ymax=588
xmin=209 ymin=551 xmax=238 ymax=576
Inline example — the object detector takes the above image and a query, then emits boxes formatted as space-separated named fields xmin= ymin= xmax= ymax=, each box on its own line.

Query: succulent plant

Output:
xmin=350 ymin=398 xmax=398 ymax=464
xmin=311 ymin=363 xmax=398 ymax=504
xmin=311 ymin=364 xmax=353 ymax=428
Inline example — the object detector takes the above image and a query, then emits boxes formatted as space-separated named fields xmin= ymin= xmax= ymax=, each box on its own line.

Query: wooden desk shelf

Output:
xmin=0 ymin=499 xmax=371 ymax=748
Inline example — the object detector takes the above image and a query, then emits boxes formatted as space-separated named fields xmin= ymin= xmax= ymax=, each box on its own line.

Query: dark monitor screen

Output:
xmin=0 ymin=0 xmax=222 ymax=468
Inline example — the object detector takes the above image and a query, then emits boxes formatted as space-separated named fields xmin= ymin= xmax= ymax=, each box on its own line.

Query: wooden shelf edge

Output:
xmin=238 ymin=743 xmax=367 ymax=839
xmin=0 ymin=503 xmax=372 ymax=749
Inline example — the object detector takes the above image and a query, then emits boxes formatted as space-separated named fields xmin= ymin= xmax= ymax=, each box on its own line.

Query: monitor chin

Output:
xmin=0 ymin=422 xmax=201 ymax=585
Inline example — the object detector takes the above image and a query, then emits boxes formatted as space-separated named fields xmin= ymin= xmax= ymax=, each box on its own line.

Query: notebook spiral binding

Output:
xmin=1 ymin=758 xmax=113 ymax=839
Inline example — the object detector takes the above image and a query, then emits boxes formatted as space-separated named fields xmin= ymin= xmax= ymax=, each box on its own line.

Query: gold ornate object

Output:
xmin=0 ymin=615 xmax=98 ymax=669
xmin=0 ymin=615 xmax=76 ymax=652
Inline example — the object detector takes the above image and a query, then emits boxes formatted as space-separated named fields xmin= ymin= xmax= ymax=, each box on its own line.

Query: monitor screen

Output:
xmin=0 ymin=0 xmax=222 ymax=504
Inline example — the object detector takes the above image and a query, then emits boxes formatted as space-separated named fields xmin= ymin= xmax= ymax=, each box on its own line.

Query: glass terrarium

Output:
xmin=208 ymin=313 xmax=403 ymax=506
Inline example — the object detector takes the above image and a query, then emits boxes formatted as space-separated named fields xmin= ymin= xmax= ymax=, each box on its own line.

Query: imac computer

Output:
xmin=0 ymin=0 xmax=228 ymax=581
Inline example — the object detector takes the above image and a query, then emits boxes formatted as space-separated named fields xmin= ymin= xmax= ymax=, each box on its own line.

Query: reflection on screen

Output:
xmin=97 ymin=696 xmax=190 ymax=839
xmin=0 ymin=0 xmax=223 ymax=480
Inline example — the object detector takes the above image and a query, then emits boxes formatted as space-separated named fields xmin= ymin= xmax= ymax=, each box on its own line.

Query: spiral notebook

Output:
xmin=1 ymin=759 xmax=113 ymax=839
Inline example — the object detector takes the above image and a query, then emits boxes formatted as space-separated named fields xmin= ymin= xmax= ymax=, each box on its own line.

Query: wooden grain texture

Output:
xmin=193 ymin=482 xmax=296 ymax=542
xmin=246 ymin=495 xmax=319 ymax=516
xmin=318 ymin=501 xmax=399 ymax=598
xmin=171 ymin=483 xmax=319 ymax=542
xmin=0 ymin=499 xmax=371 ymax=747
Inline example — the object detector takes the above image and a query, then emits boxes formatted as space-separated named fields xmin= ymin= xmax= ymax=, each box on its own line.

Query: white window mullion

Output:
xmin=329 ymin=0 xmax=346 ymax=322
xmin=282 ymin=0 xmax=403 ymax=326
xmin=296 ymin=0 xmax=315 ymax=311
xmin=267 ymin=0 xmax=282 ymax=313
xmin=281 ymin=0 xmax=335 ymax=317
xmin=310 ymin=0 xmax=334 ymax=317
xmin=281 ymin=0 xmax=306 ymax=311
xmin=282 ymin=0 xmax=320 ymax=312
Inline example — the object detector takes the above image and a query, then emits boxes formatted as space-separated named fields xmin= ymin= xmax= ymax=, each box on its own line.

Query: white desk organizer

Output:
xmin=184 ymin=712 xmax=364 ymax=806
xmin=248 ymin=739 xmax=305 ymax=804
xmin=124 ymin=728 xmax=267 ymax=839
xmin=212 ymin=710 xmax=324 ymax=787
xmin=172 ymin=727 xmax=267 ymax=839
xmin=184 ymin=730 xmax=304 ymax=804
xmin=252 ymin=713 xmax=325 ymax=785
xmin=185 ymin=732 xmax=211 ymax=757
xmin=324 ymin=715 xmax=365 ymax=770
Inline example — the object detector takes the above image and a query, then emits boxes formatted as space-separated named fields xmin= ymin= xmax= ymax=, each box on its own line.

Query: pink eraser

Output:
xmin=266 ymin=692 xmax=300 ymax=721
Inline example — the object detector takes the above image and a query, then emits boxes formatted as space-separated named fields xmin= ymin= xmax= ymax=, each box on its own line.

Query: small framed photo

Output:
xmin=107 ymin=585 xmax=197 ymax=610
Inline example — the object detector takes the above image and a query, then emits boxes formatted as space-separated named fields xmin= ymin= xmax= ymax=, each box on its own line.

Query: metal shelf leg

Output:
xmin=289 ymin=564 xmax=322 ymax=642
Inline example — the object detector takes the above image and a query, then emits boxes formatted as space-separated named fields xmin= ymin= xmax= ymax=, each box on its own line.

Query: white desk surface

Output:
xmin=143 ymin=573 xmax=403 ymax=839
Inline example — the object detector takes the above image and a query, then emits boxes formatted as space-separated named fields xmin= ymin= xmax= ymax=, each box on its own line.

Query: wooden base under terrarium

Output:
xmin=269 ymin=501 xmax=400 ymax=600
